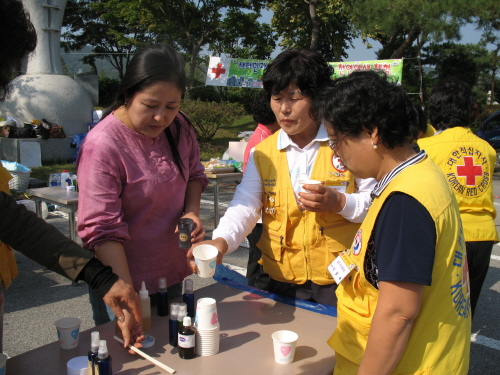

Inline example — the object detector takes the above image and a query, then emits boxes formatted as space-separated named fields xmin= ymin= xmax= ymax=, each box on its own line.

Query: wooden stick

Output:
xmin=113 ymin=335 xmax=176 ymax=374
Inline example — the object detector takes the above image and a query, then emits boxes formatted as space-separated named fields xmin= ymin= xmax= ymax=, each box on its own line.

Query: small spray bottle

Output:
xmin=87 ymin=331 xmax=99 ymax=375
xmin=178 ymin=316 xmax=196 ymax=359
xmin=177 ymin=303 xmax=187 ymax=332
xmin=183 ymin=279 xmax=195 ymax=319
xmin=139 ymin=281 xmax=152 ymax=330
xmin=157 ymin=277 xmax=169 ymax=317
xmin=169 ymin=302 xmax=179 ymax=346
xmin=95 ymin=340 xmax=112 ymax=375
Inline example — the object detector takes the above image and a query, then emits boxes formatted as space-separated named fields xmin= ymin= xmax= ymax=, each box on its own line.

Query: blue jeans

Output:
xmin=89 ymin=282 xmax=183 ymax=326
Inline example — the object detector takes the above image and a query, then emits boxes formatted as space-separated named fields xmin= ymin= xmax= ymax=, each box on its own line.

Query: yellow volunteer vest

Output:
xmin=329 ymin=156 xmax=471 ymax=374
xmin=418 ymin=127 xmax=498 ymax=242
xmin=253 ymin=131 xmax=359 ymax=285
xmin=0 ymin=165 xmax=19 ymax=288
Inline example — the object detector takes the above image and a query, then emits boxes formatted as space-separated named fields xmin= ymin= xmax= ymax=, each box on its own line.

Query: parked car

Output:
xmin=476 ymin=110 xmax=500 ymax=168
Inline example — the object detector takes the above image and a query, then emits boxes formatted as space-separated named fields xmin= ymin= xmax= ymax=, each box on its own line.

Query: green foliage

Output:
xmin=198 ymin=114 xmax=255 ymax=160
xmin=268 ymin=0 xmax=356 ymax=61
xmin=187 ymin=85 xmax=222 ymax=102
xmin=346 ymin=0 xmax=465 ymax=59
xmin=226 ymin=88 xmax=259 ymax=113
xmin=30 ymin=163 xmax=77 ymax=185
xmin=182 ymin=100 xmax=246 ymax=142
xmin=209 ymin=8 xmax=276 ymax=59
xmin=423 ymin=42 xmax=489 ymax=87
xmin=98 ymin=76 xmax=120 ymax=108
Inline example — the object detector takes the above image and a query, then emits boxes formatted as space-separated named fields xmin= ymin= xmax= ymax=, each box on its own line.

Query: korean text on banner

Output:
xmin=205 ymin=56 xmax=269 ymax=88
xmin=329 ymin=59 xmax=404 ymax=84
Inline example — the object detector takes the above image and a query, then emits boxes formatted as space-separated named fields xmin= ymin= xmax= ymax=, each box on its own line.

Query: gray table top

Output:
xmin=26 ymin=186 xmax=79 ymax=206
xmin=6 ymin=282 xmax=337 ymax=375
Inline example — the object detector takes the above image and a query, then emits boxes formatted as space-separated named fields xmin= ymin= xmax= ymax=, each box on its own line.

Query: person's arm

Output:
xmin=358 ymin=281 xmax=423 ymax=375
xmin=186 ymin=150 xmax=263 ymax=272
xmin=0 ymin=192 xmax=143 ymax=350
xmin=299 ymin=177 xmax=376 ymax=222
xmin=94 ymin=240 xmax=133 ymax=286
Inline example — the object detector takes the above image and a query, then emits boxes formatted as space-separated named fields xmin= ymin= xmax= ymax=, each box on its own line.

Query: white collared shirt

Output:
xmin=213 ymin=124 xmax=376 ymax=253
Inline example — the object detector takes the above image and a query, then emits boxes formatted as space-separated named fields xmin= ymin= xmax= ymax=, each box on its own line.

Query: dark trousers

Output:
xmin=246 ymin=224 xmax=270 ymax=290
xmin=267 ymin=279 xmax=338 ymax=307
xmin=466 ymin=241 xmax=494 ymax=318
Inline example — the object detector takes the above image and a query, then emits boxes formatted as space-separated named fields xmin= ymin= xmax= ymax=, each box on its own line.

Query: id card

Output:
xmin=328 ymin=252 xmax=356 ymax=284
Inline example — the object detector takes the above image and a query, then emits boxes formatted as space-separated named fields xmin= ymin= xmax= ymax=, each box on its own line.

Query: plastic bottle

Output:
xmin=60 ymin=170 xmax=70 ymax=189
xmin=169 ymin=302 xmax=179 ymax=347
xmin=183 ymin=279 xmax=195 ymax=319
xmin=139 ymin=281 xmax=152 ymax=330
xmin=71 ymin=174 xmax=78 ymax=191
xmin=95 ymin=340 xmax=112 ymax=375
xmin=178 ymin=316 xmax=196 ymax=359
xmin=157 ymin=277 xmax=169 ymax=317
xmin=49 ymin=173 xmax=58 ymax=187
xmin=87 ymin=331 xmax=99 ymax=375
xmin=178 ymin=218 xmax=194 ymax=248
xmin=177 ymin=303 xmax=187 ymax=332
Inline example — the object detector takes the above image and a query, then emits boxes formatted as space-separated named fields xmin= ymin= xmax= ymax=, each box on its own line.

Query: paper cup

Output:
xmin=0 ymin=353 xmax=7 ymax=375
xmin=272 ymin=330 xmax=298 ymax=364
xmin=298 ymin=179 xmax=321 ymax=193
xmin=196 ymin=326 xmax=220 ymax=356
xmin=54 ymin=317 xmax=81 ymax=349
xmin=193 ymin=245 xmax=218 ymax=278
xmin=195 ymin=298 xmax=219 ymax=329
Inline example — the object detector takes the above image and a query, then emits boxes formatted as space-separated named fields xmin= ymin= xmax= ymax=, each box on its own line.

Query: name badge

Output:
xmin=328 ymin=251 xmax=356 ymax=284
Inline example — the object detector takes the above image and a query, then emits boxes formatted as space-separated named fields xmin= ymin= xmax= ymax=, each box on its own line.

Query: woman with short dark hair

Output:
xmin=314 ymin=70 xmax=471 ymax=374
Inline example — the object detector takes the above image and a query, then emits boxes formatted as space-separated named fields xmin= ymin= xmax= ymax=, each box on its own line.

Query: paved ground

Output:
xmin=3 ymin=178 xmax=500 ymax=373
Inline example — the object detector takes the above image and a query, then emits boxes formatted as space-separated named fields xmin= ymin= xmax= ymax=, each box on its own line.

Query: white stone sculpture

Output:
xmin=0 ymin=0 xmax=92 ymax=136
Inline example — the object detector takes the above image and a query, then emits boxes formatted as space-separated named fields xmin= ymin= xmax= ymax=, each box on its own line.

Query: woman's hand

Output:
xmin=102 ymin=279 xmax=145 ymax=353
xmin=176 ymin=212 xmax=206 ymax=245
xmin=298 ymin=184 xmax=346 ymax=213
xmin=186 ymin=237 xmax=228 ymax=274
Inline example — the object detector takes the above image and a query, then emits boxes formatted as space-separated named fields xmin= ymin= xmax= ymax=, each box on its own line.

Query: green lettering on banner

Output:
xmin=207 ymin=57 xmax=404 ymax=88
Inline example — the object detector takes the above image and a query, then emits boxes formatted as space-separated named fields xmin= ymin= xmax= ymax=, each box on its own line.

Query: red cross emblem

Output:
xmin=456 ymin=156 xmax=483 ymax=186
xmin=211 ymin=63 xmax=226 ymax=78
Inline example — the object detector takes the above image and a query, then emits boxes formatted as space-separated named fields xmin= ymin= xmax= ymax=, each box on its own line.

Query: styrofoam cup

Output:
xmin=195 ymin=298 xmax=219 ymax=329
xmin=272 ymin=330 xmax=298 ymax=364
xmin=193 ymin=245 xmax=218 ymax=278
xmin=0 ymin=353 xmax=7 ymax=375
xmin=298 ymin=179 xmax=321 ymax=193
xmin=54 ymin=317 xmax=81 ymax=349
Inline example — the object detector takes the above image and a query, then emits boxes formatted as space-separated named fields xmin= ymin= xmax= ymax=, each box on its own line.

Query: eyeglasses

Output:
xmin=328 ymin=138 xmax=339 ymax=150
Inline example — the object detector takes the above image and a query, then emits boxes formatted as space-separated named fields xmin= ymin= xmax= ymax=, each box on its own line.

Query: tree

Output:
xmin=63 ymin=0 xmax=273 ymax=87
xmin=422 ymin=42 xmax=488 ymax=88
xmin=346 ymin=0 xmax=465 ymax=59
xmin=63 ymin=0 xmax=161 ymax=79
xmin=126 ymin=0 xmax=272 ymax=88
xmin=268 ymin=0 xmax=357 ymax=62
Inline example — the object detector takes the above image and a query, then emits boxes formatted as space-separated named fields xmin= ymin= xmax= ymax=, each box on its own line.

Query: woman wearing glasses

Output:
xmin=315 ymin=70 xmax=470 ymax=374
xmin=191 ymin=49 xmax=375 ymax=306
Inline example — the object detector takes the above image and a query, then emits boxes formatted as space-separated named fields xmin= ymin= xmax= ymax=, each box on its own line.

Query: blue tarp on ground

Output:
xmin=213 ymin=264 xmax=337 ymax=317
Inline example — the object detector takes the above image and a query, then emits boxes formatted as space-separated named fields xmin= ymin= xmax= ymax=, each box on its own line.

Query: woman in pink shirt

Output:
xmin=77 ymin=45 xmax=208 ymax=325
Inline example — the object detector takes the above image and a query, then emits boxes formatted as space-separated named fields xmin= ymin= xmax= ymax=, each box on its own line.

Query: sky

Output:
xmin=260 ymin=10 xmax=492 ymax=62
xmin=344 ymin=24 xmax=489 ymax=62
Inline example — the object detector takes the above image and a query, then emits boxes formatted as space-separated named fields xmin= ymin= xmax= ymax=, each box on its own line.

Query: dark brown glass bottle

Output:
xmin=178 ymin=316 xmax=196 ymax=359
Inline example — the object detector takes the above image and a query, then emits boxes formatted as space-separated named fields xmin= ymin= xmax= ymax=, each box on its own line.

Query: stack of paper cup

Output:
xmin=195 ymin=297 xmax=219 ymax=356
